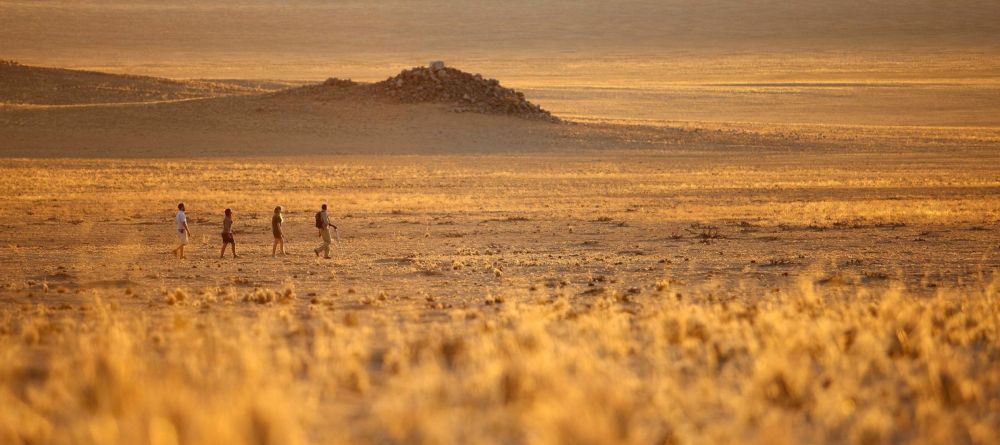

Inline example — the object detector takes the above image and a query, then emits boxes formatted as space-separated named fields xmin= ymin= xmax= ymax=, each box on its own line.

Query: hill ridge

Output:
xmin=0 ymin=61 xmax=286 ymax=106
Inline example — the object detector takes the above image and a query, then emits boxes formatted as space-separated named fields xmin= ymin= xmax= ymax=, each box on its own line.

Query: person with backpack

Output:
xmin=313 ymin=203 xmax=337 ymax=259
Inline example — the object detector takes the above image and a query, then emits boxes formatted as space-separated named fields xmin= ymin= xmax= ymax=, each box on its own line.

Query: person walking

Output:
xmin=272 ymin=206 xmax=287 ymax=257
xmin=220 ymin=208 xmax=237 ymax=258
xmin=313 ymin=203 xmax=337 ymax=259
xmin=172 ymin=202 xmax=190 ymax=259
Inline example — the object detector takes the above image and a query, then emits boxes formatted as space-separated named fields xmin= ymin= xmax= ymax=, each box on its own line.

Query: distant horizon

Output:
xmin=3 ymin=0 xmax=999 ymax=80
xmin=7 ymin=49 xmax=1000 ymax=86
xmin=4 ymin=1 xmax=1000 ymax=128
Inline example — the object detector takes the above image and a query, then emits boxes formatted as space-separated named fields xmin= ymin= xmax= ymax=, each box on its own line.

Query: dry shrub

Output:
xmin=241 ymin=285 xmax=295 ymax=305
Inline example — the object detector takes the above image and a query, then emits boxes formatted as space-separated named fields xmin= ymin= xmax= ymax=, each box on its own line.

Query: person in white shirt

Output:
xmin=173 ymin=202 xmax=191 ymax=259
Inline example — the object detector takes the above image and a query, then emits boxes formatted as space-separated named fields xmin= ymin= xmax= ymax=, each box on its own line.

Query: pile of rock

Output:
xmin=365 ymin=62 xmax=557 ymax=121
xmin=322 ymin=77 xmax=357 ymax=88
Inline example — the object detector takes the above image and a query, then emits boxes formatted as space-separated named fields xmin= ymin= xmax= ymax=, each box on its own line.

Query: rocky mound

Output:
xmin=321 ymin=78 xmax=358 ymax=88
xmin=321 ymin=62 xmax=557 ymax=121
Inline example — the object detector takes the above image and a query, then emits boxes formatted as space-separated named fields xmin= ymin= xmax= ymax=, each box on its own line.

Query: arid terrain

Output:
xmin=2 ymin=51 xmax=1000 ymax=445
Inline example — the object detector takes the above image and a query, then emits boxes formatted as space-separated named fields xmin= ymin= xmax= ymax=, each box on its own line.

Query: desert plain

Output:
xmin=2 ymin=1 xmax=1000 ymax=443
xmin=2 ymin=61 xmax=999 ymax=444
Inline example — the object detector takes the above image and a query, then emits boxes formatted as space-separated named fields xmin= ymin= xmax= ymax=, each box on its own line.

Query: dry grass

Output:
xmin=1 ymin=276 xmax=998 ymax=444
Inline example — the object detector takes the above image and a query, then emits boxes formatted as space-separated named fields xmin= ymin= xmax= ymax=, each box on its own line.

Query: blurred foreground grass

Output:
xmin=2 ymin=275 xmax=998 ymax=445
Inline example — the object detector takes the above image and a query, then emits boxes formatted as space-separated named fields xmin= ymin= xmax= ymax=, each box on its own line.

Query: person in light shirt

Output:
xmin=173 ymin=202 xmax=191 ymax=259
xmin=220 ymin=208 xmax=237 ymax=259
xmin=272 ymin=206 xmax=287 ymax=257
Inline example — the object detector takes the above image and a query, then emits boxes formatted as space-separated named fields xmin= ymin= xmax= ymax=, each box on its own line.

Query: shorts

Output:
xmin=272 ymin=228 xmax=283 ymax=239
xmin=177 ymin=230 xmax=188 ymax=245
xmin=222 ymin=232 xmax=235 ymax=244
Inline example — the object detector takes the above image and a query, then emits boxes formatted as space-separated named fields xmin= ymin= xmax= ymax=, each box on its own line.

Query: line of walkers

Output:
xmin=172 ymin=202 xmax=338 ymax=260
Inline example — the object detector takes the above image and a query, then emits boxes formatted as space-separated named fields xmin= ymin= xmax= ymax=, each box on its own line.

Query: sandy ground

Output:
xmin=1 ymin=68 xmax=998 ymax=298
xmin=1 ymin=146 xmax=997 ymax=304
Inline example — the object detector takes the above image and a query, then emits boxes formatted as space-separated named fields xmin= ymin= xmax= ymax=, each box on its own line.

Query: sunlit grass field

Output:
xmin=1 ymin=146 xmax=998 ymax=444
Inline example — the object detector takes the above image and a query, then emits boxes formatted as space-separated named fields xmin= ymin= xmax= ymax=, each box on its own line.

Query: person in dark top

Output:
xmin=220 ymin=208 xmax=236 ymax=259
xmin=271 ymin=206 xmax=286 ymax=257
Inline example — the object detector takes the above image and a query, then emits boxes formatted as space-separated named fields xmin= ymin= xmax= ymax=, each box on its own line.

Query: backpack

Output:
xmin=315 ymin=212 xmax=324 ymax=229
